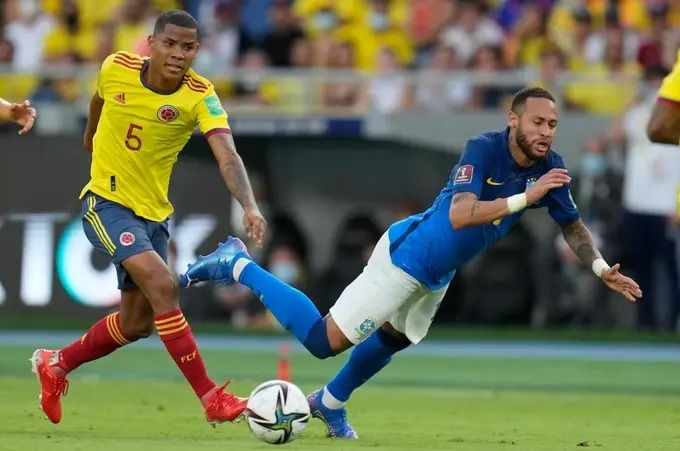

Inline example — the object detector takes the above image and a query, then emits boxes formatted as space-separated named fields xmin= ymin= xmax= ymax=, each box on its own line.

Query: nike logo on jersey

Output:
xmin=114 ymin=93 xmax=126 ymax=104
xmin=486 ymin=177 xmax=503 ymax=186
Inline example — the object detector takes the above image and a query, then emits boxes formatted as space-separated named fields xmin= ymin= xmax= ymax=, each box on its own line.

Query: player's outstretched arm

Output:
xmin=561 ymin=219 xmax=642 ymax=302
xmin=207 ymin=132 xmax=267 ymax=246
xmin=0 ymin=97 xmax=37 ymax=135
xmin=449 ymin=168 xmax=571 ymax=229
xmin=647 ymin=100 xmax=680 ymax=145
xmin=83 ymin=93 xmax=104 ymax=152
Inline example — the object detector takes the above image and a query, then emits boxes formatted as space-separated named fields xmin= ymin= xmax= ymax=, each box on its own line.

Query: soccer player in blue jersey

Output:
xmin=180 ymin=87 xmax=642 ymax=438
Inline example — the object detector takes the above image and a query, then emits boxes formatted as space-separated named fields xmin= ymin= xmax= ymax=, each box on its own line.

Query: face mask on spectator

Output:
xmin=270 ymin=261 xmax=301 ymax=285
xmin=581 ymin=154 xmax=607 ymax=177
xmin=314 ymin=10 xmax=337 ymax=31
xmin=369 ymin=12 xmax=389 ymax=31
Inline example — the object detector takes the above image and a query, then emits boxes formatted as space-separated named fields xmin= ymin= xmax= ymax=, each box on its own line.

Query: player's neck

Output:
xmin=142 ymin=61 xmax=182 ymax=94
xmin=508 ymin=136 xmax=534 ymax=168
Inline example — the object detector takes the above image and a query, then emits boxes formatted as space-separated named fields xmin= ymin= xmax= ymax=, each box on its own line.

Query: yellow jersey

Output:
xmin=659 ymin=50 xmax=680 ymax=104
xmin=80 ymin=51 xmax=230 ymax=221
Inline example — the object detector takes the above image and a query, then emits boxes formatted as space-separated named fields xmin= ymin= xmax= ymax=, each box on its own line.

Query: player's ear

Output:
xmin=507 ymin=110 xmax=519 ymax=129
xmin=148 ymin=35 xmax=154 ymax=49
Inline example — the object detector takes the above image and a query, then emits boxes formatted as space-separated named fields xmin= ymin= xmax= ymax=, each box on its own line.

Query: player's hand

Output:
xmin=243 ymin=207 xmax=267 ymax=248
xmin=10 ymin=100 xmax=36 ymax=135
xmin=525 ymin=168 xmax=571 ymax=204
xmin=601 ymin=263 xmax=643 ymax=302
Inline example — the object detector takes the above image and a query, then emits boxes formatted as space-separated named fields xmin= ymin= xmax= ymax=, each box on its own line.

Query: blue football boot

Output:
xmin=307 ymin=388 xmax=358 ymax=439
xmin=179 ymin=236 xmax=251 ymax=288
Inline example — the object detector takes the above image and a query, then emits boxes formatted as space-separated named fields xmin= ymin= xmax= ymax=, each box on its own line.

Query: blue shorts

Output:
xmin=81 ymin=192 xmax=169 ymax=290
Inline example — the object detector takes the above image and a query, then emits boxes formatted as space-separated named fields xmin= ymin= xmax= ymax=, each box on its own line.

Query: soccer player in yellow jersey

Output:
xmin=30 ymin=10 xmax=267 ymax=426
xmin=0 ymin=97 xmax=36 ymax=134
xmin=648 ymin=51 xmax=680 ymax=144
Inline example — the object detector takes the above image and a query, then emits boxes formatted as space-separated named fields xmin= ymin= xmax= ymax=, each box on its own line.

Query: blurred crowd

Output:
xmin=0 ymin=0 xmax=679 ymax=114
xmin=1 ymin=0 xmax=679 ymax=332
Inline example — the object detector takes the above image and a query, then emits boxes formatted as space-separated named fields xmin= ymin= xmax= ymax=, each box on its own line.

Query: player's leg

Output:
xmin=122 ymin=222 xmax=246 ymax=424
xmin=31 ymin=195 xmax=147 ymax=423
xmin=310 ymin=279 xmax=449 ymax=439
xmin=180 ymin=237 xmax=351 ymax=358
xmin=307 ymin=323 xmax=410 ymax=439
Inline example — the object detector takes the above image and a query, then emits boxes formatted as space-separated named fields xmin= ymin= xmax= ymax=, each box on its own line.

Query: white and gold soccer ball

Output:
xmin=245 ymin=380 xmax=310 ymax=445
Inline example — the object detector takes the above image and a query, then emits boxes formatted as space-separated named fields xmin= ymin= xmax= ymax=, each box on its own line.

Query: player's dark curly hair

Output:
xmin=153 ymin=10 xmax=199 ymax=38
xmin=511 ymin=87 xmax=555 ymax=112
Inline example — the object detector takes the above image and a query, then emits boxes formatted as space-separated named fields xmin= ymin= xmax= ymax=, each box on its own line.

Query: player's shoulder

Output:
xmin=465 ymin=129 xmax=507 ymax=158
xmin=182 ymin=68 xmax=213 ymax=96
xmin=103 ymin=51 xmax=146 ymax=74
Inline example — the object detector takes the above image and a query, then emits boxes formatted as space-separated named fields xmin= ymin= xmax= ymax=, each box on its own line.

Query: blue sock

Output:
xmin=239 ymin=262 xmax=331 ymax=358
xmin=326 ymin=329 xmax=410 ymax=402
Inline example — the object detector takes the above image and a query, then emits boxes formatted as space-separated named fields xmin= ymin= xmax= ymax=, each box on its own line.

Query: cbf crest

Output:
xmin=354 ymin=317 xmax=377 ymax=341
xmin=526 ymin=177 xmax=537 ymax=189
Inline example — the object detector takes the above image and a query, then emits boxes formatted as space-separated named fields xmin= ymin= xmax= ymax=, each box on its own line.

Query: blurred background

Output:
xmin=1 ymin=0 xmax=680 ymax=335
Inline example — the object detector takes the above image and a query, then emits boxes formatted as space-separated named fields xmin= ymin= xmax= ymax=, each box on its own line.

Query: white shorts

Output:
xmin=329 ymin=232 xmax=449 ymax=345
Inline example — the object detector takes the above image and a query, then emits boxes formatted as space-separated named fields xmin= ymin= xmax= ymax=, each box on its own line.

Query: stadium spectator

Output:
xmin=347 ymin=0 xmax=414 ymax=70
xmin=110 ymin=0 xmax=154 ymax=54
xmin=364 ymin=46 xmax=412 ymax=113
xmin=201 ymin=0 xmax=254 ymax=73
xmin=261 ymin=0 xmax=304 ymax=67
xmin=564 ymin=27 xmax=640 ymax=114
xmin=503 ymin=3 xmax=552 ymax=68
xmin=636 ymin=2 xmax=680 ymax=72
xmin=440 ymin=0 xmax=504 ymax=65
xmin=4 ymin=0 xmax=54 ymax=71
xmin=617 ymin=67 xmax=680 ymax=331
xmin=42 ymin=0 xmax=97 ymax=63
xmin=414 ymin=43 xmax=471 ymax=111
xmin=322 ymin=42 xmax=363 ymax=110
xmin=533 ymin=46 xmax=567 ymax=94
xmin=468 ymin=45 xmax=518 ymax=109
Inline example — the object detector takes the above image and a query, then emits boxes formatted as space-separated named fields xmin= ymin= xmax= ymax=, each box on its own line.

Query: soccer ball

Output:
xmin=245 ymin=380 xmax=310 ymax=444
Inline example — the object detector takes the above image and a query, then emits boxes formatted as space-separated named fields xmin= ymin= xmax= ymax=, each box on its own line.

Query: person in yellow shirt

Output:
xmin=0 ymin=98 xmax=36 ymax=134
xmin=29 ymin=10 xmax=266 ymax=427
xmin=648 ymin=51 xmax=680 ymax=144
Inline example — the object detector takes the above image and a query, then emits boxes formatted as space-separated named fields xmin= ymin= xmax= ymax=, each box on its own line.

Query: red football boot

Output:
xmin=30 ymin=349 xmax=69 ymax=424
xmin=204 ymin=382 xmax=248 ymax=426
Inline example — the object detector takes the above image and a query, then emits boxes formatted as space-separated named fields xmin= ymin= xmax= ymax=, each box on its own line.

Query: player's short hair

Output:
xmin=153 ymin=10 xmax=199 ymax=38
xmin=511 ymin=87 xmax=555 ymax=113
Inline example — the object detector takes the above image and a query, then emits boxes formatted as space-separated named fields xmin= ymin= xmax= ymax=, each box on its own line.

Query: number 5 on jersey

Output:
xmin=125 ymin=123 xmax=143 ymax=151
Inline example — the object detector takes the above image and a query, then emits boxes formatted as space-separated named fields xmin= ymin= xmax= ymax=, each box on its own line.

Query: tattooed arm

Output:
xmin=207 ymin=131 xmax=267 ymax=246
xmin=448 ymin=192 xmax=511 ymax=229
xmin=560 ymin=219 xmax=602 ymax=265
xmin=561 ymin=219 xmax=642 ymax=302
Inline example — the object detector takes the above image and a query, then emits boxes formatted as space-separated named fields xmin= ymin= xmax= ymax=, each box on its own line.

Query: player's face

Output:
xmin=509 ymin=97 xmax=558 ymax=161
xmin=149 ymin=24 xmax=199 ymax=80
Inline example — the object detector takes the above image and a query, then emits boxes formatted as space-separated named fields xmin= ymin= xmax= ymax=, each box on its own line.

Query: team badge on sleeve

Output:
xmin=157 ymin=105 xmax=179 ymax=122
xmin=453 ymin=165 xmax=474 ymax=185
xmin=204 ymin=95 xmax=225 ymax=117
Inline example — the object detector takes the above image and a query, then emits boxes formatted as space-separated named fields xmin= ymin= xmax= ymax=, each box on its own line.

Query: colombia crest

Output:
xmin=157 ymin=105 xmax=179 ymax=122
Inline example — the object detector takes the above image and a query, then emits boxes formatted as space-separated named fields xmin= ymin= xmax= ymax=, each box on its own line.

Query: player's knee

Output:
xmin=303 ymin=317 xmax=350 ymax=359
xmin=145 ymin=270 xmax=178 ymax=309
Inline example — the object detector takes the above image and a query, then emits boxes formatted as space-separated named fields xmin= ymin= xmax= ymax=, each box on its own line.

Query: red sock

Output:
xmin=155 ymin=308 xmax=216 ymax=399
xmin=59 ymin=312 xmax=130 ymax=373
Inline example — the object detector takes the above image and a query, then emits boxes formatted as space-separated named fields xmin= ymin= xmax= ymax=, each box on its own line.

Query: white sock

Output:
xmin=232 ymin=257 xmax=252 ymax=282
xmin=322 ymin=386 xmax=345 ymax=409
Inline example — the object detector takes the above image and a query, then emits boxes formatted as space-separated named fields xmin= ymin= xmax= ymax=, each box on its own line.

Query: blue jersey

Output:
xmin=388 ymin=128 xmax=580 ymax=290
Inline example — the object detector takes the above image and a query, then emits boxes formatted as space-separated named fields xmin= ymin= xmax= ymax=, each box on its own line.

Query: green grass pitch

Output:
xmin=1 ymin=343 xmax=680 ymax=450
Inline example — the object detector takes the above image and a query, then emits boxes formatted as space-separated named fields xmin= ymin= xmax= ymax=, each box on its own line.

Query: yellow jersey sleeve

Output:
xmin=194 ymin=87 xmax=231 ymax=136
xmin=658 ymin=50 xmax=680 ymax=103
xmin=96 ymin=54 xmax=116 ymax=98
